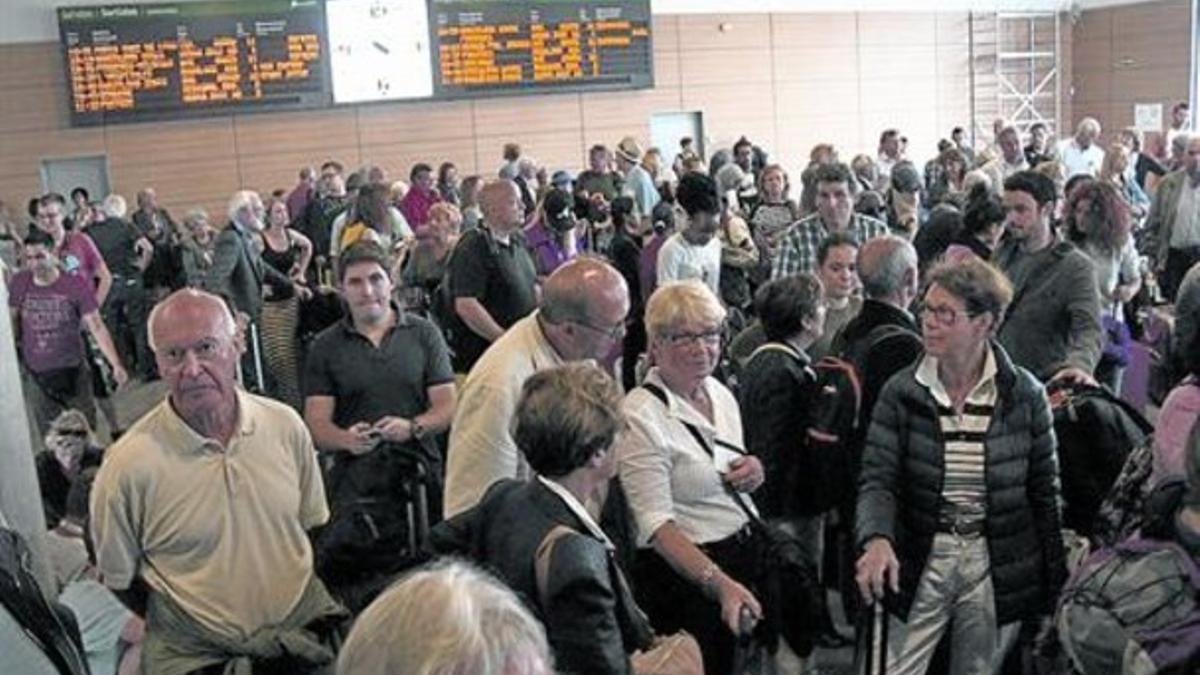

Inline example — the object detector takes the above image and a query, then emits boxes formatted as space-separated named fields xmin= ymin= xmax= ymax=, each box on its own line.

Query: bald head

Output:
xmin=540 ymin=257 xmax=630 ymax=361
xmin=479 ymin=180 xmax=524 ymax=232
xmin=542 ymin=257 xmax=628 ymax=322
xmin=148 ymin=289 xmax=236 ymax=353
xmin=857 ymin=235 xmax=918 ymax=301
xmin=148 ymin=289 xmax=243 ymax=433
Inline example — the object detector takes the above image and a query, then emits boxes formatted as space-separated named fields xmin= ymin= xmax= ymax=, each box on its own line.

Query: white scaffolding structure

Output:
xmin=969 ymin=11 xmax=1062 ymax=146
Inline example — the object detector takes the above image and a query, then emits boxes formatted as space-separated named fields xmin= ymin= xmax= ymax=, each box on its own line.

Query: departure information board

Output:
xmin=58 ymin=1 xmax=655 ymax=122
xmin=58 ymin=1 xmax=330 ymax=126
xmin=431 ymin=0 xmax=653 ymax=97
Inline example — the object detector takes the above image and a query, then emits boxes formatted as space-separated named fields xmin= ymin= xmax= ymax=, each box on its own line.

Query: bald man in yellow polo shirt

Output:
xmin=90 ymin=289 xmax=345 ymax=674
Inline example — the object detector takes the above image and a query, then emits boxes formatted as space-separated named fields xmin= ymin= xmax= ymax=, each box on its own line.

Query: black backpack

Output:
xmin=807 ymin=324 xmax=918 ymax=513
xmin=311 ymin=444 xmax=436 ymax=612
xmin=1049 ymin=384 xmax=1154 ymax=536
xmin=0 ymin=527 xmax=90 ymax=675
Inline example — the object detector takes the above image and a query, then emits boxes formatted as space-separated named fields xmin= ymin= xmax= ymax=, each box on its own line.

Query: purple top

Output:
xmin=8 ymin=270 xmax=98 ymax=373
xmin=57 ymin=231 xmax=103 ymax=293
xmin=639 ymin=231 xmax=669 ymax=305
xmin=285 ymin=183 xmax=314 ymax=223
xmin=524 ymin=220 xmax=576 ymax=277
xmin=398 ymin=187 xmax=441 ymax=228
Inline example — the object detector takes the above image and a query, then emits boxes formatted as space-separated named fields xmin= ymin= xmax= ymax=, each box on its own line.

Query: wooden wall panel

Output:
xmin=771 ymin=13 xmax=858 ymax=45
xmin=0 ymin=129 xmax=106 ymax=181
xmin=652 ymin=49 xmax=682 ymax=89
xmin=357 ymin=100 xmax=475 ymax=145
xmin=675 ymin=14 xmax=771 ymax=52
xmin=679 ymin=48 xmax=774 ymax=86
xmin=359 ymin=138 xmax=476 ymax=182
xmin=1071 ymin=0 xmax=1190 ymax=146
xmin=472 ymin=93 xmax=583 ymax=137
xmin=650 ymin=16 xmax=680 ymax=53
xmin=581 ymin=88 xmax=682 ymax=133
xmin=857 ymin=13 xmax=937 ymax=46
xmin=772 ymin=46 xmax=859 ymax=82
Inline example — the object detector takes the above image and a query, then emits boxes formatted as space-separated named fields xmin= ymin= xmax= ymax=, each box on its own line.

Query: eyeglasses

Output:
xmin=574 ymin=317 xmax=626 ymax=340
xmin=918 ymin=302 xmax=975 ymax=326
xmin=661 ymin=327 xmax=723 ymax=347
xmin=55 ymin=430 xmax=88 ymax=438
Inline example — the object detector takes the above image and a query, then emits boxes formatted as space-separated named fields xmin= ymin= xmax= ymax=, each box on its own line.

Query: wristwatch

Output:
xmin=410 ymin=419 xmax=426 ymax=441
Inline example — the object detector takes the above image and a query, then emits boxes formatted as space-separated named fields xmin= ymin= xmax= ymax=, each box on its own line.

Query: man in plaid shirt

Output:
xmin=772 ymin=162 xmax=890 ymax=278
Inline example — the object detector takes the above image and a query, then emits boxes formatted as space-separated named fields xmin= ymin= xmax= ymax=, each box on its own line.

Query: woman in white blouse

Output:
xmin=618 ymin=280 xmax=767 ymax=675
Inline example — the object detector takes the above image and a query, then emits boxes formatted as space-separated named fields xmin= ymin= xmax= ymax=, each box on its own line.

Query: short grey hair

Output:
xmin=1076 ymin=117 xmax=1101 ymax=136
xmin=337 ymin=560 xmax=552 ymax=675
xmin=715 ymin=162 xmax=748 ymax=194
xmin=226 ymin=190 xmax=261 ymax=223
xmin=858 ymin=235 xmax=917 ymax=299
xmin=101 ymin=194 xmax=127 ymax=219
xmin=1173 ymin=132 xmax=1193 ymax=153
xmin=183 ymin=207 xmax=209 ymax=229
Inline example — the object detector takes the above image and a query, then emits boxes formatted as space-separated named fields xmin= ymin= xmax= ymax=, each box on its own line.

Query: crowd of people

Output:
xmin=5 ymin=107 xmax=1200 ymax=675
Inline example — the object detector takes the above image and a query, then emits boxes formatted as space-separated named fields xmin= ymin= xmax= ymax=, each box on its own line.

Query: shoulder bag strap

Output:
xmin=639 ymin=384 xmax=761 ymax=526
xmin=747 ymin=341 xmax=801 ymax=364
xmin=534 ymin=524 xmax=579 ymax=610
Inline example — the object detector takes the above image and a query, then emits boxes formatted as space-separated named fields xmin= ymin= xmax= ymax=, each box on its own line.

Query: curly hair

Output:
xmin=1064 ymin=181 xmax=1131 ymax=253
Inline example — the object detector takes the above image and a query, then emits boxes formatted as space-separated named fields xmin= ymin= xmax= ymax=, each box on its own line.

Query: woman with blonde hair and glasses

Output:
xmin=618 ymin=280 xmax=768 ymax=674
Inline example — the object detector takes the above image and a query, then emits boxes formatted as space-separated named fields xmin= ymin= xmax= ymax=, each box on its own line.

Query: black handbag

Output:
xmin=641 ymin=383 xmax=827 ymax=658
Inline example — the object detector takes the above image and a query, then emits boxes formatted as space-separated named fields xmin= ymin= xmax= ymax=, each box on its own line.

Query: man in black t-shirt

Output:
xmin=304 ymin=242 xmax=457 ymax=521
xmin=89 ymin=195 xmax=153 ymax=378
xmin=447 ymin=180 xmax=538 ymax=373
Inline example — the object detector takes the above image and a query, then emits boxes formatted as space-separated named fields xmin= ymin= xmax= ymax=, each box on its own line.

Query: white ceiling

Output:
xmin=0 ymin=0 xmax=1175 ymax=45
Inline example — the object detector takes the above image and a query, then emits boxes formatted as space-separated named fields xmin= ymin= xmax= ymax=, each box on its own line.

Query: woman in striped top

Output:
xmin=854 ymin=258 xmax=1067 ymax=675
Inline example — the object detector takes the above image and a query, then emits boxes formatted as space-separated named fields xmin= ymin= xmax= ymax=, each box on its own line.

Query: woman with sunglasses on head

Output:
xmin=855 ymin=258 xmax=1067 ymax=675
xmin=617 ymin=280 xmax=767 ymax=674
xmin=36 ymin=409 xmax=105 ymax=529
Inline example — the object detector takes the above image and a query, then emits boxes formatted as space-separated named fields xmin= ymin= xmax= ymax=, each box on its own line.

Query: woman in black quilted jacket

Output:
xmin=854 ymin=258 xmax=1067 ymax=675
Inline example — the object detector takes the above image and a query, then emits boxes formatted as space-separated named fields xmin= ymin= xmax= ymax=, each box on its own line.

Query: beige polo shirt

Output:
xmin=443 ymin=312 xmax=565 ymax=518
xmin=90 ymin=390 xmax=328 ymax=640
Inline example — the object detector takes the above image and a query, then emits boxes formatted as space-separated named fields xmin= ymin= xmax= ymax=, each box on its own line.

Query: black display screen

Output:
xmin=431 ymin=0 xmax=654 ymax=98
xmin=59 ymin=1 xmax=331 ymax=126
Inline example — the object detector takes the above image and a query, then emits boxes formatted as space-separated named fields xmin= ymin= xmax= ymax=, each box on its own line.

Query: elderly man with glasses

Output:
xmin=443 ymin=256 xmax=630 ymax=519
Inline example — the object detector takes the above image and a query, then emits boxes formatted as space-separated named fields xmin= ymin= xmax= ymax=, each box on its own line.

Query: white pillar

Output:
xmin=0 ymin=272 xmax=55 ymax=596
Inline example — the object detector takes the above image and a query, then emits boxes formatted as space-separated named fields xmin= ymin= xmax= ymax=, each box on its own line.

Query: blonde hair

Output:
xmin=337 ymin=560 xmax=551 ymax=675
xmin=644 ymin=280 xmax=727 ymax=343
xmin=427 ymin=202 xmax=463 ymax=234
xmin=1099 ymin=142 xmax=1129 ymax=182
